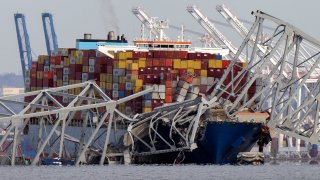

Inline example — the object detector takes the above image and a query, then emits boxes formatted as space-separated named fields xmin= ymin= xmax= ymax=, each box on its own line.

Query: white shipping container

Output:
xmin=112 ymin=83 xmax=119 ymax=90
xmin=113 ymin=76 xmax=119 ymax=83
xmin=89 ymin=58 xmax=95 ymax=66
xmin=143 ymin=100 xmax=152 ymax=107
xmin=125 ymin=82 xmax=133 ymax=90
xmin=82 ymin=73 xmax=88 ymax=80
xmin=159 ymin=93 xmax=165 ymax=99
xmin=63 ymin=75 xmax=69 ymax=82
xmin=152 ymin=92 xmax=160 ymax=99
xmin=70 ymin=57 xmax=76 ymax=64
xmin=44 ymin=66 xmax=50 ymax=72
xmin=112 ymin=91 xmax=119 ymax=98
xmin=200 ymin=77 xmax=208 ymax=85
xmin=158 ymin=85 xmax=166 ymax=93
xmin=152 ymin=85 xmax=159 ymax=92
xmin=63 ymin=68 xmax=70 ymax=74
xmin=208 ymin=77 xmax=215 ymax=86
xmin=178 ymin=80 xmax=190 ymax=89
xmin=89 ymin=66 xmax=95 ymax=73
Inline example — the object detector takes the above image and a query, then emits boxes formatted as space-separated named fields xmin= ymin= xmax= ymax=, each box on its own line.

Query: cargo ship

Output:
xmin=23 ymin=29 xmax=269 ymax=165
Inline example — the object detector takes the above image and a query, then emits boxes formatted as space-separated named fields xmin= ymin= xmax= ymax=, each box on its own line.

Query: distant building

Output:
xmin=2 ymin=87 xmax=24 ymax=96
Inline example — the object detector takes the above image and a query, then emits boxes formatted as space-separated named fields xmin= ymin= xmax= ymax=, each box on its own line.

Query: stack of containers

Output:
xmin=26 ymin=47 xmax=254 ymax=116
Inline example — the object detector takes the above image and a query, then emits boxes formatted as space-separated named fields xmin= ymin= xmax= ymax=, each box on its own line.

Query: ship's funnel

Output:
xmin=84 ymin=33 xmax=92 ymax=40
xmin=108 ymin=31 xmax=116 ymax=40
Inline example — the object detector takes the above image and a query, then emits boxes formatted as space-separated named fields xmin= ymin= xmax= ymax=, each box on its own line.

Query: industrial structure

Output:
xmin=1 ymin=5 xmax=320 ymax=166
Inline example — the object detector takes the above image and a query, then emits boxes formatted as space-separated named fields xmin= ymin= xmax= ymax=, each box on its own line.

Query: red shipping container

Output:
xmin=222 ymin=60 xmax=230 ymax=68
xmin=32 ymin=62 xmax=38 ymax=69
xmin=119 ymin=83 xmax=125 ymax=91
xmin=213 ymin=69 xmax=224 ymax=78
xmin=153 ymin=67 xmax=160 ymax=74
xmin=159 ymin=59 xmax=165 ymax=67
xmin=153 ymin=59 xmax=160 ymax=66
xmin=146 ymin=67 xmax=153 ymax=74
xmin=83 ymin=57 xmax=89 ymax=66
xmin=165 ymin=80 xmax=172 ymax=88
xmin=139 ymin=68 xmax=146 ymax=75
xmin=37 ymin=79 xmax=43 ymax=87
xmin=165 ymin=59 xmax=173 ymax=67
xmin=146 ymin=59 xmax=153 ymax=67
xmin=56 ymin=68 xmax=63 ymax=79
xmin=31 ymin=78 xmax=37 ymax=86
xmin=30 ymin=70 xmax=37 ymax=78
xmin=180 ymin=51 xmax=188 ymax=59
xmin=179 ymin=69 xmax=187 ymax=77
xmin=165 ymin=95 xmax=173 ymax=103
xmin=147 ymin=52 xmax=153 ymax=58
xmin=88 ymin=73 xmax=95 ymax=80
xmin=76 ymin=72 xmax=82 ymax=80
xmin=50 ymin=56 xmax=62 ymax=65
xmin=194 ymin=70 xmax=201 ymax=76
xmin=37 ymin=64 xmax=44 ymax=71
xmin=107 ymin=65 xmax=113 ymax=74
xmin=201 ymin=59 xmax=208 ymax=69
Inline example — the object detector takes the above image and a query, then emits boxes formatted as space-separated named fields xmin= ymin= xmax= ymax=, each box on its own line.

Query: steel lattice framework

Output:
xmin=0 ymin=81 xmax=152 ymax=166
xmin=210 ymin=10 xmax=320 ymax=144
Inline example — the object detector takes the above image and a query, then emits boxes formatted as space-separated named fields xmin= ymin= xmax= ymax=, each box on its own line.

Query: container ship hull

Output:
xmin=131 ymin=121 xmax=262 ymax=164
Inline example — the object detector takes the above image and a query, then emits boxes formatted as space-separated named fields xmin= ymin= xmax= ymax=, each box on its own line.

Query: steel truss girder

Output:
xmin=210 ymin=10 xmax=320 ymax=145
xmin=126 ymin=97 xmax=216 ymax=157
xmin=0 ymin=81 xmax=152 ymax=166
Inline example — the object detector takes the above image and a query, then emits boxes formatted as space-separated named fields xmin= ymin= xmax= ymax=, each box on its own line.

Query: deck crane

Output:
xmin=187 ymin=5 xmax=245 ymax=62
xmin=132 ymin=7 xmax=169 ymax=41
xmin=14 ymin=13 xmax=32 ymax=81
xmin=41 ymin=13 xmax=58 ymax=56
xmin=209 ymin=9 xmax=320 ymax=145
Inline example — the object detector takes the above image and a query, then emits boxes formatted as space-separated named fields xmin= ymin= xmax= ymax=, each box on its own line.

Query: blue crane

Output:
xmin=41 ymin=13 xmax=58 ymax=56
xmin=14 ymin=13 xmax=33 ymax=81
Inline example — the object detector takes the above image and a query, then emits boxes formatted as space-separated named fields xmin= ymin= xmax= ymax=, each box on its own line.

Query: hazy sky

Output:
xmin=0 ymin=0 xmax=319 ymax=75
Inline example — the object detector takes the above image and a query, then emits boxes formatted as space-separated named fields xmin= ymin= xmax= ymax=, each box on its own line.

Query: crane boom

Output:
xmin=132 ymin=7 xmax=169 ymax=41
xmin=187 ymin=5 xmax=245 ymax=62
xmin=42 ymin=13 xmax=58 ymax=56
xmin=14 ymin=13 xmax=32 ymax=81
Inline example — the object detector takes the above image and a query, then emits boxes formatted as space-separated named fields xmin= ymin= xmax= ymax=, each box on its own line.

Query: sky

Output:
xmin=0 ymin=0 xmax=319 ymax=75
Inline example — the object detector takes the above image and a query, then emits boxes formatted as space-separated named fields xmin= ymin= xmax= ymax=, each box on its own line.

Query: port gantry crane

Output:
xmin=187 ymin=5 xmax=246 ymax=62
xmin=42 ymin=13 xmax=58 ymax=56
xmin=132 ymin=7 xmax=170 ymax=41
xmin=14 ymin=13 xmax=32 ymax=81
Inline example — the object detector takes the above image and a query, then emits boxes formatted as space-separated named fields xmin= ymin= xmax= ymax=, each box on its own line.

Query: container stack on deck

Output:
xmin=25 ymin=48 xmax=255 ymax=120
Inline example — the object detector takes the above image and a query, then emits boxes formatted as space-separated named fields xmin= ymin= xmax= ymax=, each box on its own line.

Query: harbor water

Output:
xmin=1 ymin=162 xmax=319 ymax=180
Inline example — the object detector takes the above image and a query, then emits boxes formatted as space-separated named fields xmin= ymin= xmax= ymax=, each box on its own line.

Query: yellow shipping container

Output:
xmin=139 ymin=58 xmax=147 ymax=60
xmin=173 ymin=59 xmax=181 ymax=69
xmin=138 ymin=60 xmax=146 ymax=68
xmin=194 ymin=61 xmax=201 ymax=69
xmin=143 ymin=108 xmax=152 ymax=113
xmin=242 ymin=62 xmax=247 ymax=68
xmin=75 ymin=88 xmax=81 ymax=95
xmin=126 ymin=51 xmax=133 ymax=59
xmin=118 ymin=60 xmax=126 ymax=69
xmin=83 ymin=66 xmax=89 ymax=73
xmin=134 ymin=79 xmax=143 ymax=87
xmin=106 ymin=75 xmax=113 ymax=83
xmin=119 ymin=76 xmax=126 ymax=83
xmin=118 ymin=52 xmax=126 ymax=60
xmin=187 ymin=69 xmax=194 ymax=73
xmin=76 ymin=58 xmax=82 ymax=64
xmin=106 ymin=83 xmax=112 ymax=90
xmin=57 ymin=80 xmax=63 ymax=87
xmin=134 ymin=86 xmax=143 ymax=93
xmin=100 ymin=73 xmax=106 ymax=82
xmin=75 ymin=80 xmax=81 ymax=84
xmin=31 ymin=87 xmax=37 ymax=91
xmin=64 ymin=58 xmax=70 ymax=66
xmin=208 ymin=59 xmax=215 ymax=68
xmin=180 ymin=61 xmax=188 ymax=69
xmin=69 ymin=80 xmax=76 ymax=84
xmin=100 ymin=82 xmax=105 ymax=89
xmin=187 ymin=60 xmax=194 ymax=68
xmin=200 ymin=70 xmax=207 ymax=77
xmin=37 ymin=72 xmax=43 ymax=79
xmin=215 ymin=60 xmax=222 ymax=68
xmin=131 ymin=63 xmax=139 ymax=70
